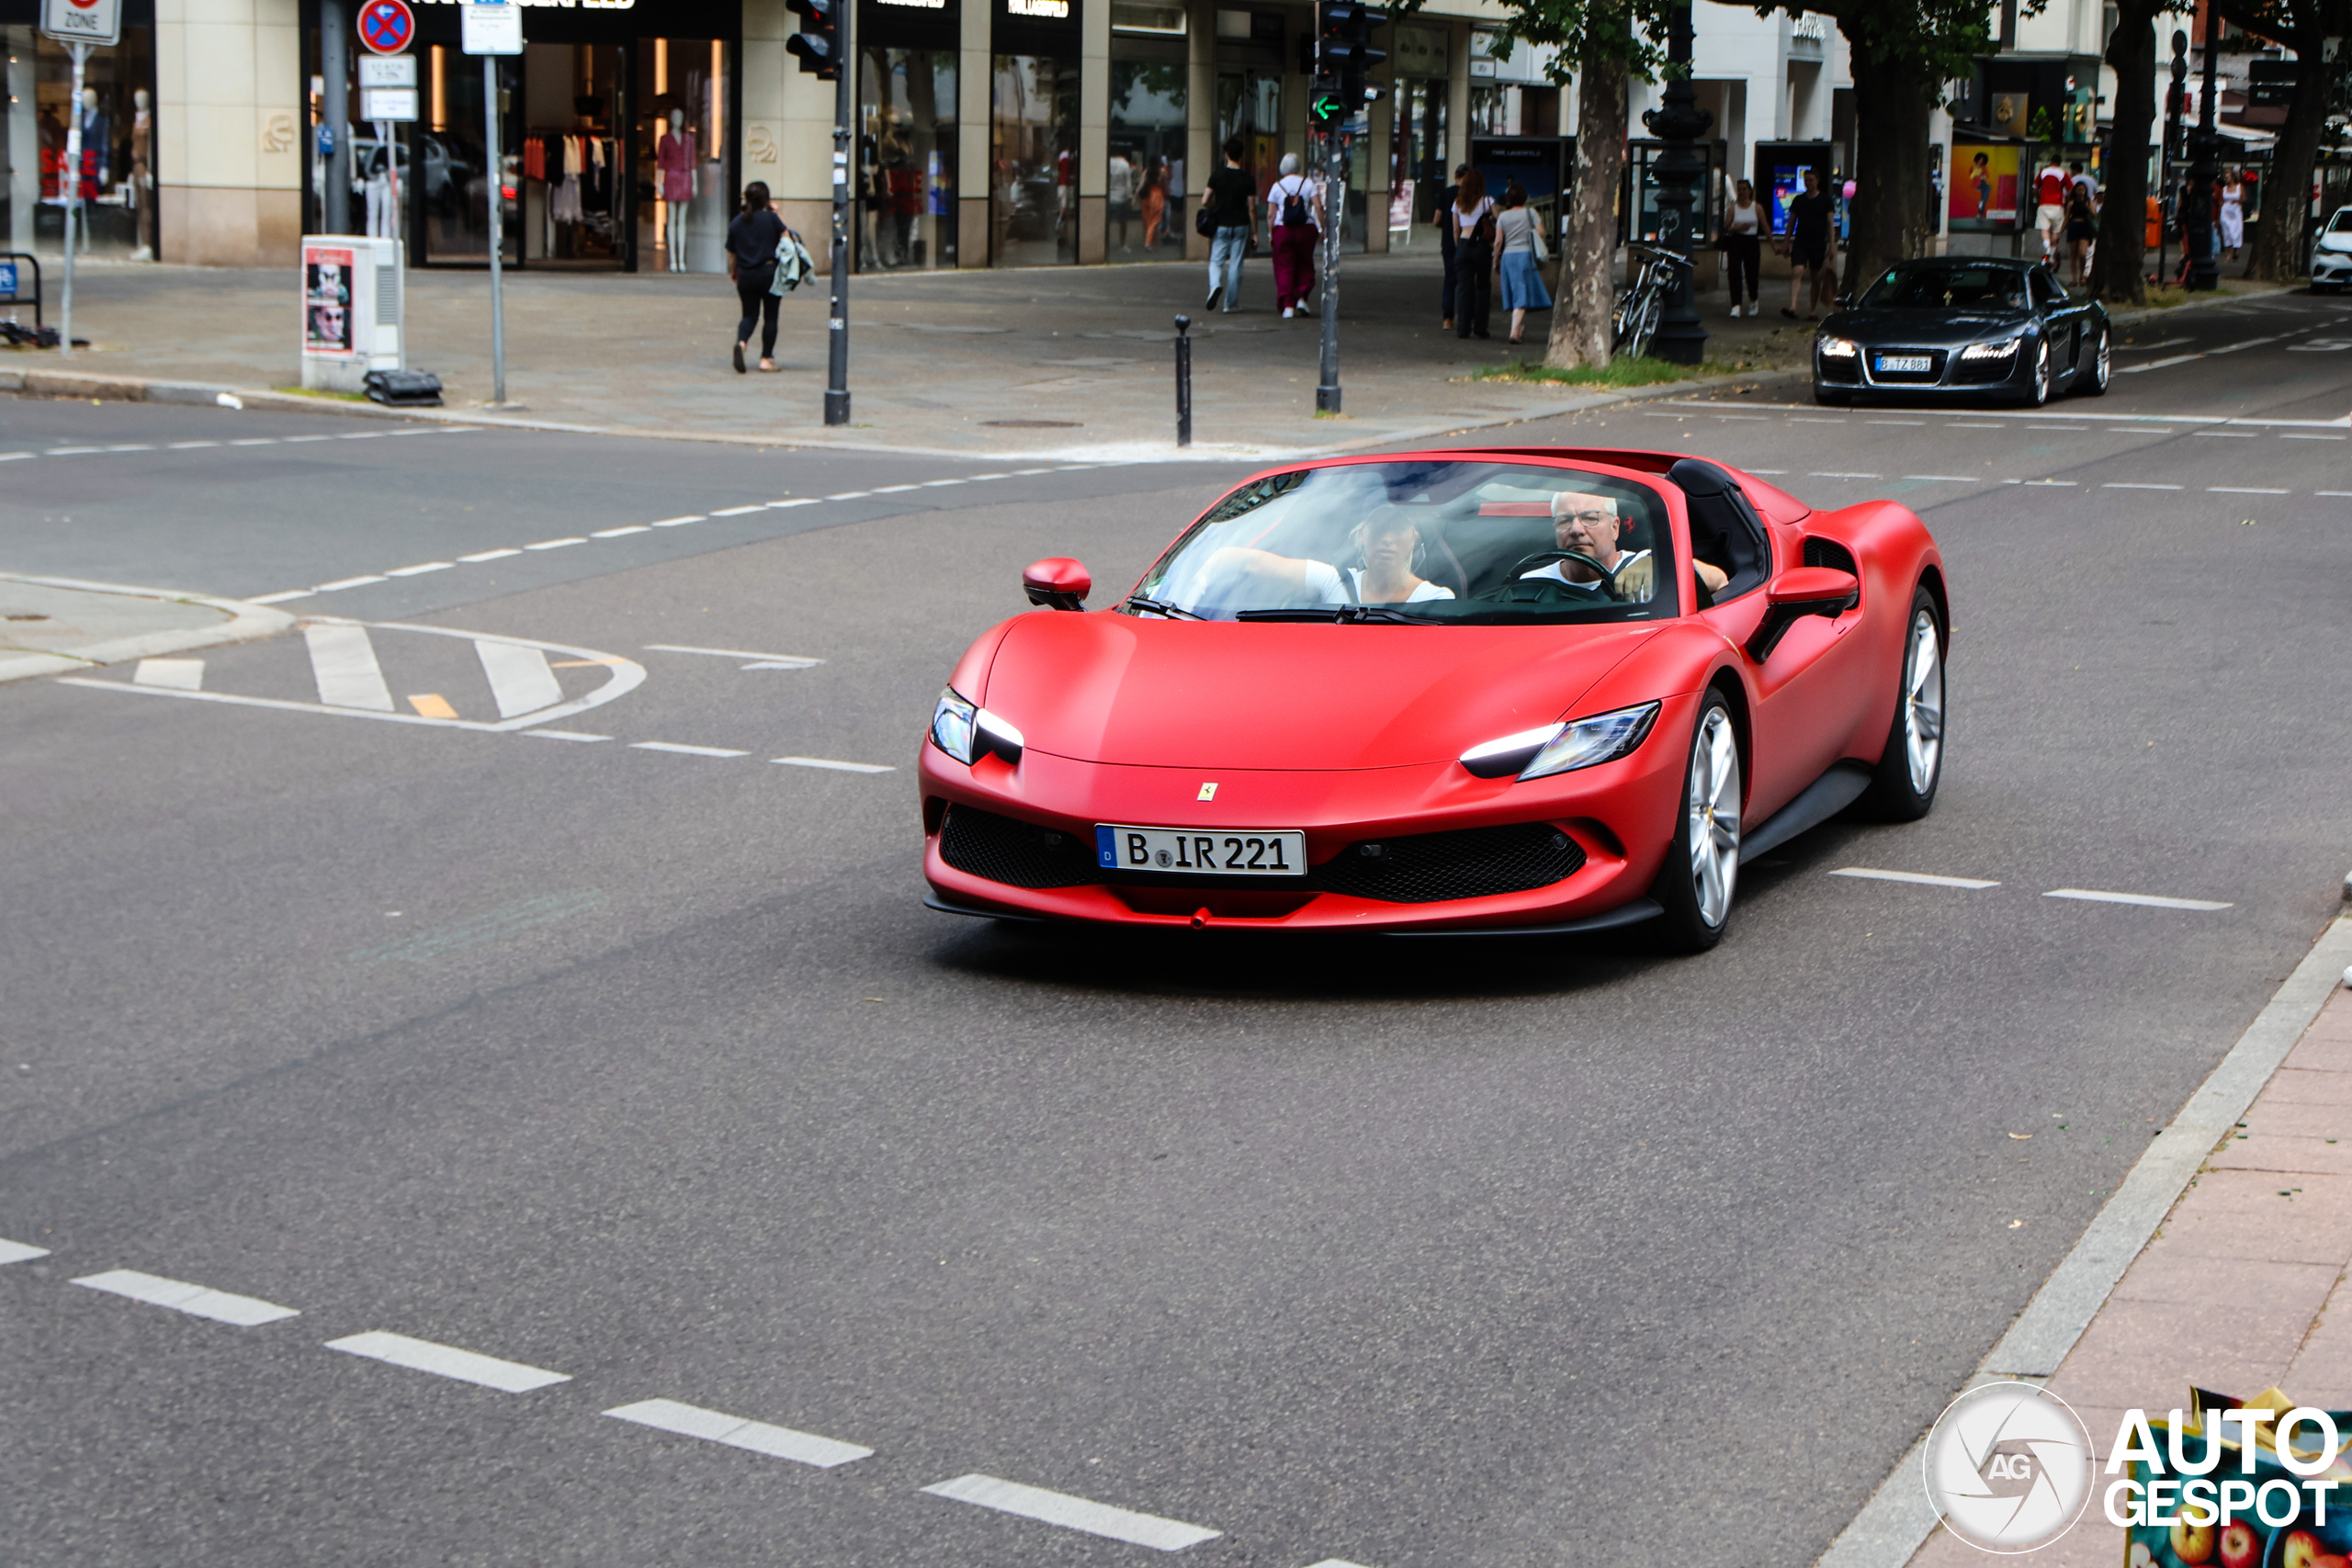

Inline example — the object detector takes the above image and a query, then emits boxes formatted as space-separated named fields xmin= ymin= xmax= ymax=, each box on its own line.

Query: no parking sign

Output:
xmin=40 ymin=0 xmax=122 ymax=46
xmin=358 ymin=0 xmax=414 ymax=56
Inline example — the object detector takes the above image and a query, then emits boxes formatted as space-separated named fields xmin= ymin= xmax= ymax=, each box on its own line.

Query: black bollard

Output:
xmin=1173 ymin=314 xmax=1193 ymax=447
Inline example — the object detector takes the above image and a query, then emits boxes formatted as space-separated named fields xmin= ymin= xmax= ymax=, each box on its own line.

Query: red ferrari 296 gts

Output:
xmin=919 ymin=447 xmax=1948 ymax=951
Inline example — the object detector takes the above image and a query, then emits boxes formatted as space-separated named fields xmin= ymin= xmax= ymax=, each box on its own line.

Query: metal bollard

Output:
xmin=1172 ymin=313 xmax=1193 ymax=448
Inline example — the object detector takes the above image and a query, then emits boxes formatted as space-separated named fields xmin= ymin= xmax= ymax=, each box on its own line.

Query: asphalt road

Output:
xmin=4 ymin=288 xmax=2350 ymax=1568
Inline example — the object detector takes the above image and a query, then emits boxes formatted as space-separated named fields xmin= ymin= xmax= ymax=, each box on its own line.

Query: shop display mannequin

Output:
xmin=657 ymin=108 xmax=695 ymax=271
xmin=130 ymin=89 xmax=154 ymax=260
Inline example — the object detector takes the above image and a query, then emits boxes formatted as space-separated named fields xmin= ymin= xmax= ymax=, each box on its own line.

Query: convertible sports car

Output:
xmin=920 ymin=449 xmax=1948 ymax=951
xmin=1814 ymin=255 xmax=2110 ymax=406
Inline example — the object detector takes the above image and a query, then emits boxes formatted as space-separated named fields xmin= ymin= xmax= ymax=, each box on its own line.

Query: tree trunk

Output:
xmin=2089 ymin=4 xmax=2155 ymax=305
xmin=1545 ymin=49 xmax=1627 ymax=368
xmin=2247 ymin=26 xmax=2325 ymax=281
xmin=1838 ymin=31 xmax=1935 ymax=294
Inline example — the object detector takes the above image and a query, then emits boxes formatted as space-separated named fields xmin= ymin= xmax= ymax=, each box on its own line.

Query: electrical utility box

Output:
xmin=300 ymin=234 xmax=405 ymax=393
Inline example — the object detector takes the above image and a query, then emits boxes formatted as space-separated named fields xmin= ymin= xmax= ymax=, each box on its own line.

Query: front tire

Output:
xmin=1861 ymin=587 xmax=1946 ymax=821
xmin=2021 ymin=337 xmax=2052 ymax=406
xmin=2078 ymin=325 xmax=2110 ymax=396
xmin=1651 ymin=692 xmax=1741 ymax=953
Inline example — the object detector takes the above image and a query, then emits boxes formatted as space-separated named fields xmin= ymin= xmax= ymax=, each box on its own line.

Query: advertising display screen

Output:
xmin=1951 ymin=142 xmax=2020 ymax=230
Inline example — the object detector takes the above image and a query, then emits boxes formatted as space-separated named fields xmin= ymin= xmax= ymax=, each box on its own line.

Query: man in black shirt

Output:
xmin=1781 ymin=167 xmax=1835 ymax=321
xmin=1203 ymin=137 xmax=1257 ymax=312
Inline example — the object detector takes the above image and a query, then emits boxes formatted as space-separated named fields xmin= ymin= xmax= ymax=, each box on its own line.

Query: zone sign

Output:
xmin=359 ymin=0 xmax=415 ymax=55
xmin=40 ymin=0 xmax=123 ymax=47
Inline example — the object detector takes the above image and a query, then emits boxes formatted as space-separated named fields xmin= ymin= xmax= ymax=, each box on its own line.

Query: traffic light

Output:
xmin=1311 ymin=1 xmax=1385 ymax=124
xmin=786 ymin=0 xmax=841 ymax=79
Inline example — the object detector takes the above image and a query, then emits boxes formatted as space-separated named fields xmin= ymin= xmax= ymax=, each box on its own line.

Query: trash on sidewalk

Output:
xmin=365 ymin=368 xmax=442 ymax=407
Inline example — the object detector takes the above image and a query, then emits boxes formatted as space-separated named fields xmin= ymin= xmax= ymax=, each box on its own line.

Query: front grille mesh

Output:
xmin=939 ymin=806 xmax=1100 ymax=888
xmin=1308 ymin=822 xmax=1585 ymax=904
xmin=940 ymin=807 xmax=1585 ymax=905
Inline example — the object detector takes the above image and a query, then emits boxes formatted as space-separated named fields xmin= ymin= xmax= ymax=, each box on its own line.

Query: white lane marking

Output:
xmin=458 ymin=548 xmax=522 ymax=562
xmin=920 ymin=478 xmax=967 ymax=486
xmin=649 ymin=515 xmax=705 ymax=527
xmin=167 ymin=440 xmax=220 ymax=449
xmin=314 ymin=575 xmax=390 ymax=592
xmin=524 ymin=536 xmax=587 ymax=550
xmin=1789 ymin=417 xmax=1846 ymax=423
xmin=0 ymin=452 xmax=31 ymax=462
xmin=475 ymin=639 xmax=565 ymax=718
xmin=590 ymin=525 xmax=650 ymax=537
xmin=645 ymin=643 xmax=823 ymax=667
xmin=2210 ymin=486 xmax=2288 ymax=494
xmin=0 ymin=1238 xmax=52 ymax=1265
xmin=282 ymin=434 xmax=334 ymax=444
xmin=773 ymin=756 xmax=896 ymax=773
xmin=72 ymin=1269 xmax=300 ymax=1326
xmin=1302 ymin=1561 xmax=1378 ymax=1568
xmin=2118 ymin=354 xmax=2203 ymax=373
xmin=1866 ymin=420 xmax=1925 ymax=426
xmin=2119 ymin=336 xmax=2193 ymax=351
xmin=107 ymin=443 xmax=155 ymax=452
xmin=2281 ymin=434 xmax=2346 ymax=440
xmin=2023 ymin=479 xmax=2076 ymax=487
xmin=1746 ymin=468 xmax=1788 ymax=474
xmin=339 ymin=431 xmax=392 ymax=440
xmin=2044 ymin=887 xmax=2233 ymax=911
xmin=229 ymin=438 xmax=278 ymax=446
xmin=385 ymin=561 xmax=455 ymax=577
xmin=2320 ymin=491 xmax=2352 ymax=498
xmin=709 ymin=504 xmax=765 ymax=516
xmin=602 ymin=1399 xmax=874 ymax=1468
xmin=1830 ymin=867 xmax=2001 ymax=890
xmin=325 ymin=1330 xmax=571 ymax=1393
xmin=1712 ymin=414 xmax=1769 ymax=421
xmin=2208 ymin=334 xmax=2282 ymax=355
xmin=2028 ymin=424 xmax=2087 ymax=432
xmin=1901 ymin=475 xmax=1977 ymax=482
xmin=250 ymin=590 xmax=315 ymax=604
xmin=871 ymin=483 xmax=923 ymax=493
xmin=629 ymin=741 xmax=750 ymax=757
xmin=2104 ymin=482 xmax=2183 ymax=490
xmin=46 ymin=446 xmax=103 ymax=455
xmin=303 ymin=623 xmax=394 ymax=712
xmin=133 ymin=658 xmax=205 ymax=691
xmin=967 ymin=472 xmax=1011 ymax=481
xmin=526 ymin=728 xmax=610 ymax=742
xmin=766 ymin=498 xmax=820 ymax=509
xmin=1811 ymin=471 xmax=1881 ymax=479
xmin=824 ymin=491 xmax=873 ymax=500
xmin=1947 ymin=422 xmax=2002 ymax=429
xmin=922 ymin=1474 xmax=1221 ymax=1552
xmin=2190 ymin=430 xmax=2257 ymax=437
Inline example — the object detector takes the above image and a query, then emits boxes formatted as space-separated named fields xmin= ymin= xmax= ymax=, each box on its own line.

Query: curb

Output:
xmin=0 ymin=572 xmax=300 ymax=685
xmin=1814 ymin=914 xmax=2352 ymax=1568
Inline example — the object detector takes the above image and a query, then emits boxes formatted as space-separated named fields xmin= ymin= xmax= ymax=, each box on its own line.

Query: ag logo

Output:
xmin=1923 ymin=1382 xmax=2095 ymax=1552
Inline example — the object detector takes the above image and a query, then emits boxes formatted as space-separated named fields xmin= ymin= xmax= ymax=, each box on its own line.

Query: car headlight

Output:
xmin=1459 ymin=701 xmax=1660 ymax=781
xmin=1961 ymin=336 xmax=2022 ymax=360
xmin=929 ymin=686 xmax=1024 ymax=765
xmin=1817 ymin=335 xmax=1860 ymax=357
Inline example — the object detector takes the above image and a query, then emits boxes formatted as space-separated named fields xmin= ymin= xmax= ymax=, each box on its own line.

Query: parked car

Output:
xmin=2311 ymin=205 xmax=2352 ymax=292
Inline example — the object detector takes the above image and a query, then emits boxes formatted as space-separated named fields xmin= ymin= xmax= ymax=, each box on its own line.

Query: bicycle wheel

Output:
xmin=1623 ymin=286 xmax=1663 ymax=359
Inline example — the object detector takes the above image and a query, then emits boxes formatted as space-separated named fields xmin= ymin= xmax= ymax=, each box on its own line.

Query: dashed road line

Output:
xmin=2044 ymin=887 xmax=2233 ymax=911
xmin=645 ymin=643 xmax=823 ymax=667
xmin=1831 ymin=867 xmax=2001 ymax=890
xmin=709 ymin=504 xmax=766 ymax=516
xmin=922 ymin=1473 xmax=1222 ymax=1552
xmin=385 ymin=561 xmax=456 ymax=577
xmin=603 ymin=1399 xmax=874 ymax=1468
xmin=2104 ymin=482 xmax=2182 ymax=491
xmin=525 ymin=728 xmax=611 ymax=742
xmin=1811 ymin=471 xmax=1882 ymax=479
xmin=628 ymin=741 xmax=750 ymax=758
xmin=325 ymin=1330 xmax=571 ymax=1393
xmin=313 ymin=574 xmax=390 ymax=592
xmin=2210 ymin=486 xmax=2288 ymax=494
xmin=773 ymin=756 xmax=896 ymax=773
xmin=1901 ymin=475 xmax=1977 ymax=482
xmin=591 ymin=525 xmax=650 ymax=537
xmin=73 ymin=1269 xmax=300 ymax=1326
xmin=0 ymin=1238 xmax=52 ymax=1265
xmin=524 ymin=536 xmax=587 ymax=550
xmin=650 ymin=514 xmax=706 ymax=527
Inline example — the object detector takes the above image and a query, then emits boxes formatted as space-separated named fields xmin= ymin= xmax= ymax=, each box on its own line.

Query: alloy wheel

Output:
xmin=1903 ymin=607 xmax=1945 ymax=795
xmin=2093 ymin=329 xmax=2110 ymax=390
xmin=1686 ymin=707 xmax=1741 ymax=929
xmin=2031 ymin=340 xmax=2052 ymax=405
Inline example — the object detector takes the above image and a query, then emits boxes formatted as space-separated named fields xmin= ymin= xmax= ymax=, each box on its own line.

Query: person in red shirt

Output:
xmin=2035 ymin=159 xmax=2068 ymax=263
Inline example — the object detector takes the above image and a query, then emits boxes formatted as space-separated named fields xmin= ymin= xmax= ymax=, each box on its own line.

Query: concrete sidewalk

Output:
xmin=1905 ymin=921 xmax=2352 ymax=1567
xmin=0 ymin=573 xmax=295 ymax=684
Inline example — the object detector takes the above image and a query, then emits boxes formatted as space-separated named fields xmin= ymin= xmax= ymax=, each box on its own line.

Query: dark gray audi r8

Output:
xmin=1813 ymin=256 xmax=2110 ymax=407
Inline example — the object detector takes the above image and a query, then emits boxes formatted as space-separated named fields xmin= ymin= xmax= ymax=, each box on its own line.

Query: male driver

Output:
xmin=1521 ymin=492 xmax=1726 ymax=602
xmin=2034 ymin=154 xmax=2069 ymax=262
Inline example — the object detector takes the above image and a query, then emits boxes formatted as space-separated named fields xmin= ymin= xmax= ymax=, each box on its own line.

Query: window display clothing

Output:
xmin=657 ymin=130 xmax=697 ymax=202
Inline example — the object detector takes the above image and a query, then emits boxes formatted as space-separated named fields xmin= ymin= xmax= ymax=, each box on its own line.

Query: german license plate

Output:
xmin=1876 ymin=354 xmax=1932 ymax=373
xmin=1096 ymin=824 xmax=1306 ymax=876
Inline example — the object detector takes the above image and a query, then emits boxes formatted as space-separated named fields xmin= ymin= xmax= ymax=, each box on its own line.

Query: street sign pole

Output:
xmin=42 ymin=0 xmax=123 ymax=358
xmin=825 ymin=0 xmax=852 ymax=425
xmin=485 ymin=52 xmax=505 ymax=402
xmin=61 ymin=39 xmax=85 ymax=357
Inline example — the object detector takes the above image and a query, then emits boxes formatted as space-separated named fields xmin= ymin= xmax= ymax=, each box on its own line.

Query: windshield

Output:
xmin=1128 ymin=459 xmax=1679 ymax=624
xmin=2330 ymin=209 xmax=2352 ymax=233
xmin=1858 ymin=265 xmax=2027 ymax=310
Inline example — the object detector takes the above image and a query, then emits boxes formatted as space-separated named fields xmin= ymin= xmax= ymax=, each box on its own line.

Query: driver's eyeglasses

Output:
xmin=1559 ymin=510 xmax=1615 ymax=526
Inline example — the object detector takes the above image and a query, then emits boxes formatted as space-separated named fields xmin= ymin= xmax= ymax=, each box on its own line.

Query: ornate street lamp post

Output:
xmin=1641 ymin=3 xmax=1713 ymax=364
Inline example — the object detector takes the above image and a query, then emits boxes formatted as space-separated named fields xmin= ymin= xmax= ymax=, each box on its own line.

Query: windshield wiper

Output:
xmin=1235 ymin=605 xmax=1430 ymax=624
xmin=1125 ymin=595 xmax=1204 ymax=620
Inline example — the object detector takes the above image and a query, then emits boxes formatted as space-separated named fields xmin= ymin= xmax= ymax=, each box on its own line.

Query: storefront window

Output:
xmin=1107 ymin=59 xmax=1184 ymax=260
xmin=861 ymin=47 xmax=956 ymax=271
xmin=990 ymin=53 xmax=1077 ymax=265
xmin=32 ymin=26 xmax=156 ymax=259
xmin=634 ymin=38 xmax=729 ymax=274
xmin=416 ymin=46 xmax=517 ymax=265
xmin=1388 ymin=79 xmax=1447 ymax=239
xmin=520 ymin=43 xmax=626 ymax=266
xmin=1215 ymin=71 xmax=1281 ymax=204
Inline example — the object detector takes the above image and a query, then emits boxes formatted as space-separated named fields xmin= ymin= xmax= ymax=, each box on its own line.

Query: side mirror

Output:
xmin=1746 ymin=567 xmax=1859 ymax=661
xmin=1023 ymin=557 xmax=1091 ymax=611
xmin=1835 ymin=291 xmax=1852 ymax=308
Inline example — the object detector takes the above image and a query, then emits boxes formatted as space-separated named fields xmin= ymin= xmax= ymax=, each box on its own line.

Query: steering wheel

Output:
xmin=1501 ymin=550 xmax=1625 ymax=600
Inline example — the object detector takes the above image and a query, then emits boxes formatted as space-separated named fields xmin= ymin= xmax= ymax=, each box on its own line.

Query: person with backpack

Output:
xmin=1266 ymin=152 xmax=1324 ymax=320
xmin=726 ymin=181 xmax=788 ymax=374
xmin=1201 ymin=137 xmax=1256 ymax=312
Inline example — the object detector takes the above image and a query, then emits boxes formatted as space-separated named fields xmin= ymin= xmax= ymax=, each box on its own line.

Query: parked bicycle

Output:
xmin=1614 ymin=243 xmax=1690 ymax=360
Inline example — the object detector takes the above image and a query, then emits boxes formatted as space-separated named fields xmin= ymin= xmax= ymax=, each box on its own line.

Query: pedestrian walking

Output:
xmin=1435 ymin=163 xmax=1466 ymax=329
xmin=1450 ymin=168 xmax=1496 ymax=339
xmin=1491 ymin=181 xmax=1550 ymax=344
xmin=1779 ymin=167 xmax=1833 ymax=321
xmin=2065 ymin=184 xmax=2096 ymax=287
xmin=1267 ymin=153 xmax=1324 ymax=318
xmin=2033 ymin=154 xmax=2069 ymax=265
xmin=726 ymin=180 xmax=787 ymax=374
xmin=1720 ymin=178 xmax=1764 ymax=317
xmin=1201 ymin=137 xmax=1256 ymax=312
xmin=1141 ymin=158 xmax=1169 ymax=250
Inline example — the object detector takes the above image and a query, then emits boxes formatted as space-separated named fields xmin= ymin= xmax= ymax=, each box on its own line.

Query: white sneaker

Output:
xmin=1282 ymin=307 xmax=1295 ymax=319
